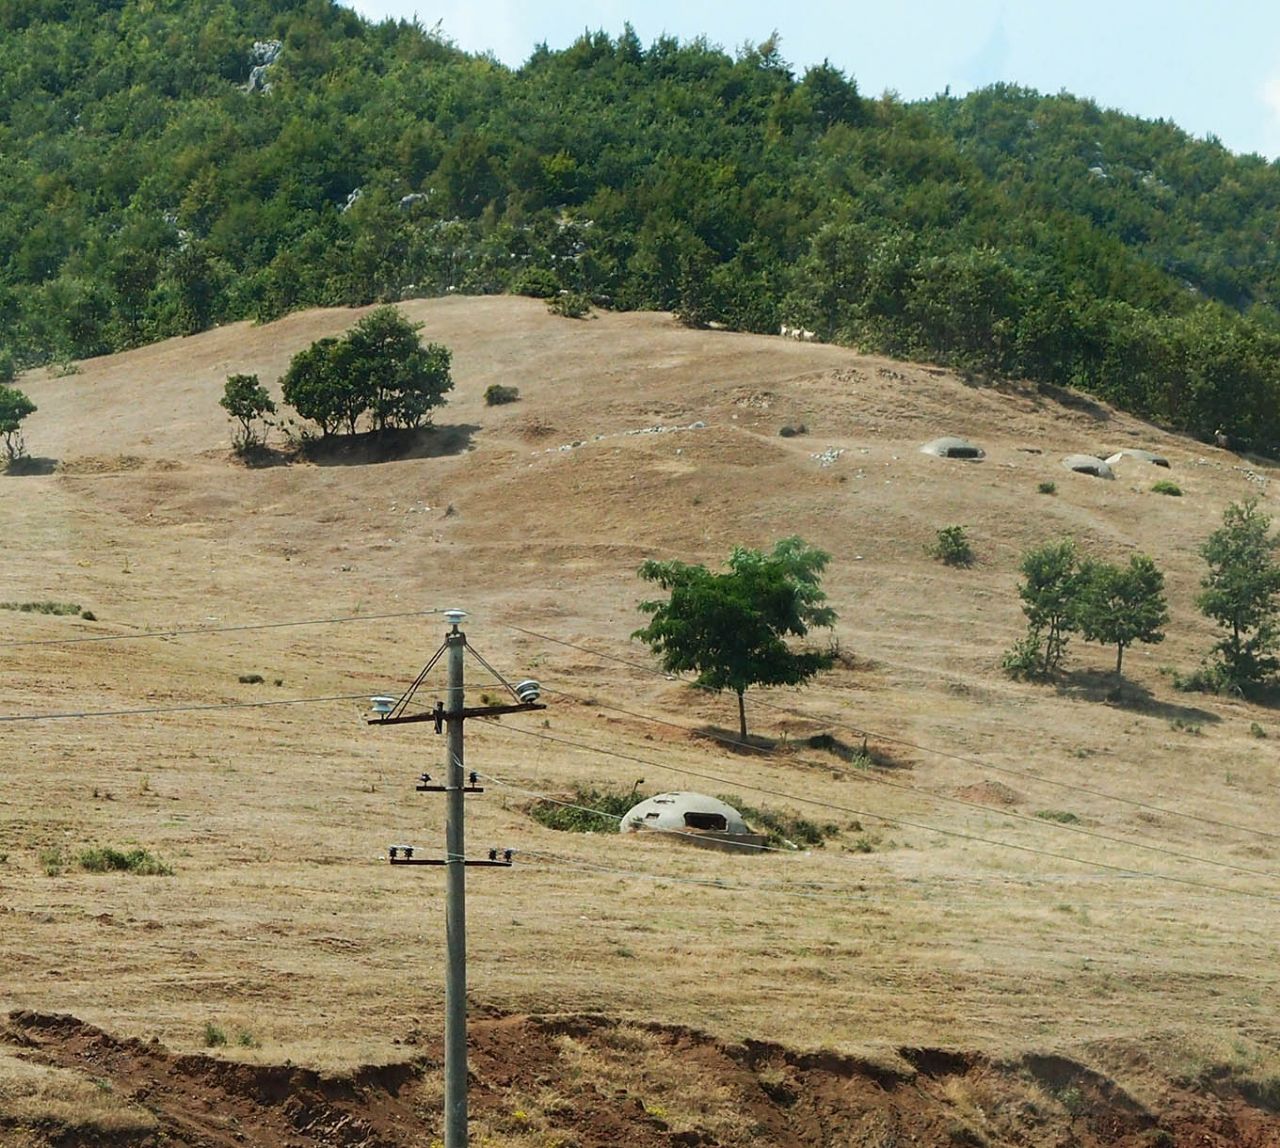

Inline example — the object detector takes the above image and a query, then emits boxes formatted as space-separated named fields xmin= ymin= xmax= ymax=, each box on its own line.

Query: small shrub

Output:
xmin=527 ymin=785 xmax=640 ymax=832
xmin=511 ymin=267 xmax=560 ymax=299
xmin=1170 ymin=718 xmax=1203 ymax=736
xmin=80 ymin=609 xmax=97 ymax=621
xmin=236 ymin=1030 xmax=261 ymax=1048
xmin=778 ymin=423 xmax=808 ymax=438
xmin=39 ymin=846 xmax=65 ymax=876
xmin=718 ymin=794 xmax=840 ymax=848
xmin=238 ymin=673 xmax=265 ymax=684
xmin=548 ymin=291 xmax=591 ymax=319
xmin=1172 ymin=664 xmax=1224 ymax=693
xmin=77 ymin=846 xmax=174 ymax=875
xmin=929 ymin=525 xmax=974 ymax=567
xmin=203 ymin=1022 xmax=228 ymax=1048
xmin=484 ymin=384 xmax=520 ymax=406
xmin=1251 ymin=721 xmax=1268 ymax=739
xmin=1037 ymin=481 xmax=1057 ymax=495
xmin=1035 ymin=810 xmax=1080 ymax=824
xmin=1151 ymin=479 xmax=1183 ymax=496
xmin=1001 ymin=635 xmax=1044 ymax=680
xmin=1 ymin=600 xmax=82 ymax=615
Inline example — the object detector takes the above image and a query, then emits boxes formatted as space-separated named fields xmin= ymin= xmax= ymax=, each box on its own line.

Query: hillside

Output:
xmin=6 ymin=1 xmax=1280 ymax=446
xmin=3 ymin=297 xmax=1280 ymax=1145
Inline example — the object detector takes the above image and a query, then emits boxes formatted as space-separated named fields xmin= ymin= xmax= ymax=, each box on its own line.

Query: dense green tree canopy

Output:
xmin=633 ymin=538 xmax=835 ymax=740
xmin=280 ymin=306 xmax=451 ymax=436
xmin=6 ymin=3 xmax=1280 ymax=446
xmin=1076 ymin=554 xmax=1169 ymax=678
xmin=1197 ymin=500 xmax=1280 ymax=690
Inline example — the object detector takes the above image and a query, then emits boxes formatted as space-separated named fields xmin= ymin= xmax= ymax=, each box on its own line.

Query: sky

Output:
xmin=339 ymin=0 xmax=1280 ymax=160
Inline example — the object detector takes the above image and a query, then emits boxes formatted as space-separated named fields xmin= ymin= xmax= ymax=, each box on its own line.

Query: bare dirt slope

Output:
xmin=3 ymin=295 xmax=1280 ymax=1145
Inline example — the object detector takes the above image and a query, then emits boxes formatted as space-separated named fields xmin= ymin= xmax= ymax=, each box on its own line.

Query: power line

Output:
xmin=499 ymin=621 xmax=1280 ymax=846
xmin=0 ymin=692 xmax=372 ymax=723
xmin=478 ymin=718 xmax=1280 ymax=904
xmin=0 ymin=608 xmax=450 ymax=649
xmin=511 ymin=849 xmax=866 ymax=901
xmin=535 ymin=685 xmax=1280 ymax=884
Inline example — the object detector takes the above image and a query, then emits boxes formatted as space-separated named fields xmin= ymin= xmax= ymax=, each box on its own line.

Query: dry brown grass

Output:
xmin=3 ymin=296 xmax=1280 ymax=1112
xmin=0 ymin=1052 xmax=157 ymax=1136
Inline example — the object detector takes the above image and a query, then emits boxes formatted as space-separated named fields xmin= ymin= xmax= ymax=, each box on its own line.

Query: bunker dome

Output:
xmin=920 ymin=436 xmax=985 ymax=460
xmin=1062 ymin=454 xmax=1115 ymax=479
xmin=623 ymin=792 xmax=751 ymax=834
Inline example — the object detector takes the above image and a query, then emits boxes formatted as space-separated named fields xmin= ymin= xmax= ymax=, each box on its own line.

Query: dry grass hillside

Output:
xmin=3 ymin=295 xmax=1280 ymax=1146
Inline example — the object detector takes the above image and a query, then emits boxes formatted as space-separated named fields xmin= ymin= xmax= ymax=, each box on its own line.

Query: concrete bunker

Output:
xmin=1105 ymin=449 xmax=1170 ymax=469
xmin=921 ymin=436 xmax=985 ymax=460
xmin=622 ymin=792 xmax=767 ymax=853
xmin=1062 ymin=454 xmax=1115 ymax=479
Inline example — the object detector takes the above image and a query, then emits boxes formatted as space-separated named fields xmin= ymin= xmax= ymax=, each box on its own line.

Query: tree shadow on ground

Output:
xmin=4 ymin=456 xmax=59 ymax=476
xmin=693 ymin=724 xmax=779 ymax=755
xmin=302 ymin=424 xmax=479 ymax=467
xmin=1053 ymin=668 xmax=1221 ymax=725
xmin=693 ymin=724 xmax=912 ymax=770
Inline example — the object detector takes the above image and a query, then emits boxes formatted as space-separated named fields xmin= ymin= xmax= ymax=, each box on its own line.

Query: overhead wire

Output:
xmin=476 ymin=716 xmax=1280 ymax=904
xmin=0 ymin=692 xmax=374 ymax=723
xmin=498 ymin=620 xmax=1280 ymax=846
xmin=0 ymin=607 xmax=451 ymax=648
xmin=532 ymin=684 xmax=1280 ymax=883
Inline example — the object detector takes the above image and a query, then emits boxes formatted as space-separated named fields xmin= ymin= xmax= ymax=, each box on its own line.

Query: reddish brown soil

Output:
xmin=5 ymin=1010 xmax=1280 ymax=1147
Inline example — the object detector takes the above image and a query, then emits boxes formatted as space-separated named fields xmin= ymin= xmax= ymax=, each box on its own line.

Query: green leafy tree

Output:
xmin=1076 ymin=554 xmax=1169 ymax=678
xmin=1197 ymin=499 xmax=1280 ymax=690
xmin=343 ymin=306 xmax=452 ymax=430
xmin=219 ymin=372 xmax=276 ymax=449
xmin=633 ymin=538 xmax=836 ymax=740
xmin=280 ymin=337 xmax=347 ymax=437
xmin=0 ymin=385 xmax=36 ymax=462
xmin=1004 ymin=540 xmax=1082 ymax=678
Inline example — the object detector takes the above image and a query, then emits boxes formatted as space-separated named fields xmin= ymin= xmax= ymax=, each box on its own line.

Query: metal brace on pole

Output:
xmin=369 ymin=611 xmax=545 ymax=1148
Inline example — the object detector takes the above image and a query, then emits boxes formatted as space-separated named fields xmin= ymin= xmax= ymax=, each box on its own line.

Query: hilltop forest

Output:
xmin=6 ymin=0 xmax=1280 ymax=446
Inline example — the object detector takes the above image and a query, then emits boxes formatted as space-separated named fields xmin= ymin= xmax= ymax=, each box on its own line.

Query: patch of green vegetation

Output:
xmin=928 ymin=524 xmax=974 ymax=567
xmin=39 ymin=846 xmax=65 ymax=876
xmin=1035 ymin=810 xmax=1080 ymax=824
xmin=548 ymin=291 xmax=591 ymax=319
xmin=203 ymin=1023 xmax=228 ymax=1048
xmin=1037 ymin=482 xmax=1057 ymax=495
xmin=238 ymin=673 xmax=265 ymax=684
xmin=77 ymin=846 xmax=174 ymax=876
xmin=484 ymin=383 xmax=520 ymax=406
xmin=1151 ymin=479 xmax=1183 ymax=496
xmin=717 ymin=794 xmax=840 ymax=849
xmin=1171 ymin=718 xmax=1204 ymax=735
xmin=0 ymin=600 xmax=83 ymax=615
xmin=527 ymin=786 xmax=640 ymax=833
xmin=1251 ymin=721 xmax=1268 ymax=738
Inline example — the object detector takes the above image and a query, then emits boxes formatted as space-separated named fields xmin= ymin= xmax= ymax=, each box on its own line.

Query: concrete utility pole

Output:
xmin=370 ymin=611 xmax=545 ymax=1148
xmin=442 ymin=623 xmax=468 ymax=1148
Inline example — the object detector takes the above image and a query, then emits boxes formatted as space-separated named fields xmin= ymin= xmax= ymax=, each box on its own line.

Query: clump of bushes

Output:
xmin=1037 ymin=481 xmax=1057 ymax=495
xmin=548 ymin=291 xmax=591 ymax=319
xmin=929 ymin=525 xmax=974 ymax=567
xmin=527 ymin=785 xmax=640 ymax=832
xmin=1152 ymin=479 xmax=1183 ymax=496
xmin=778 ymin=423 xmax=808 ymax=438
xmin=718 ymin=794 xmax=841 ymax=848
xmin=77 ymin=846 xmax=173 ymax=876
xmin=1 ymin=600 xmax=84 ymax=615
xmin=484 ymin=384 xmax=521 ymax=406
